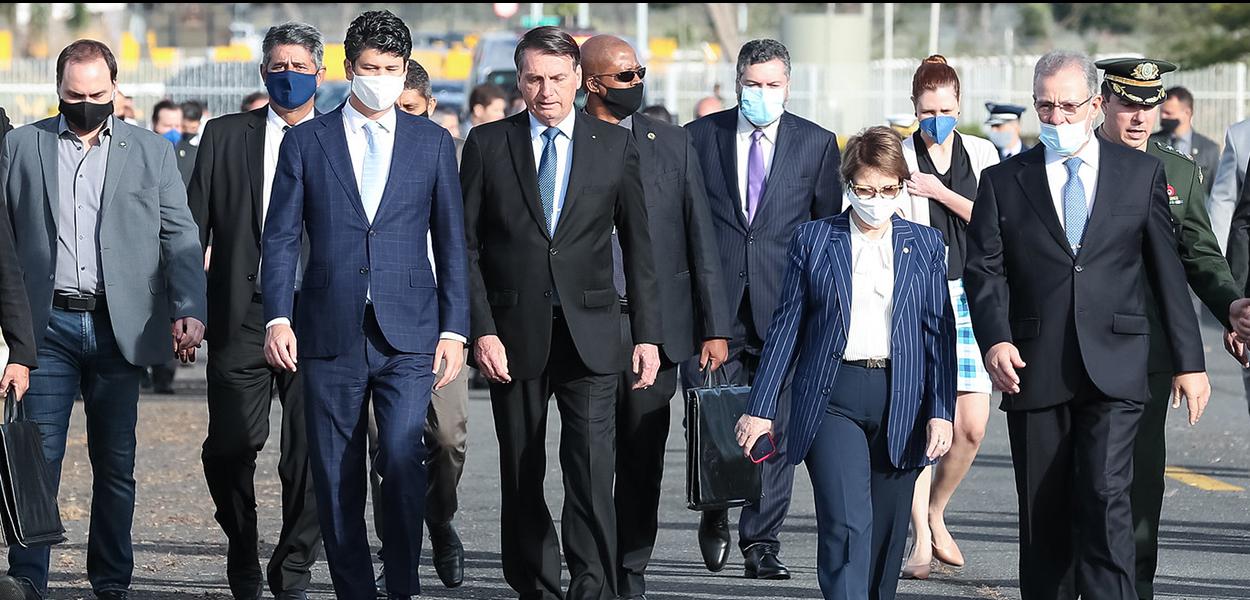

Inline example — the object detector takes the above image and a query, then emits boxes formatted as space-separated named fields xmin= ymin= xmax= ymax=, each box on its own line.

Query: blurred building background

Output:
xmin=1 ymin=3 xmax=1248 ymax=141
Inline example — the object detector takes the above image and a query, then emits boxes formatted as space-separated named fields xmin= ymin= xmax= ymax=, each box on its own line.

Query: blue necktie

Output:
xmin=538 ymin=127 xmax=560 ymax=236
xmin=1063 ymin=157 xmax=1087 ymax=253
xmin=361 ymin=121 xmax=386 ymax=223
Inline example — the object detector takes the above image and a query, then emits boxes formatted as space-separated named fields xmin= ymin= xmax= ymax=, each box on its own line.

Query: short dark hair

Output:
xmin=56 ymin=39 xmax=118 ymax=87
xmin=841 ymin=126 xmax=910 ymax=184
xmin=1166 ymin=86 xmax=1194 ymax=109
xmin=263 ymin=22 xmax=324 ymax=70
xmin=640 ymin=104 xmax=673 ymax=124
xmin=513 ymin=26 xmax=580 ymax=72
xmin=180 ymin=99 xmax=204 ymax=122
xmin=469 ymin=83 xmax=507 ymax=111
xmin=404 ymin=59 xmax=432 ymax=98
xmin=736 ymin=39 xmax=790 ymax=82
xmin=240 ymin=91 xmax=269 ymax=112
xmin=344 ymin=10 xmax=412 ymax=64
xmin=152 ymin=99 xmax=181 ymax=125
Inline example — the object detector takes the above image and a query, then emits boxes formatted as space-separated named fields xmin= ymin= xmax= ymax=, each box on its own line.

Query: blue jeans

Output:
xmin=5 ymin=307 xmax=143 ymax=595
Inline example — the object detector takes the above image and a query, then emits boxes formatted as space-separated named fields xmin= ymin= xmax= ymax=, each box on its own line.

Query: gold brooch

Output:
xmin=1133 ymin=62 xmax=1160 ymax=81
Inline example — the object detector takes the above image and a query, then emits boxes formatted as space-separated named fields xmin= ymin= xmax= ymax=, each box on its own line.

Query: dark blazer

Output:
xmin=261 ymin=107 xmax=469 ymax=357
xmin=685 ymin=108 xmax=841 ymax=338
xmin=0 ymin=108 xmax=35 ymax=368
xmin=461 ymin=110 xmax=661 ymax=379
xmin=1150 ymin=130 xmax=1220 ymax=195
xmin=964 ymin=141 xmax=1205 ymax=410
xmin=188 ymin=107 xmax=312 ymax=347
xmin=175 ymin=137 xmax=198 ymax=187
xmin=627 ymin=112 xmax=731 ymax=362
xmin=746 ymin=213 xmax=955 ymax=469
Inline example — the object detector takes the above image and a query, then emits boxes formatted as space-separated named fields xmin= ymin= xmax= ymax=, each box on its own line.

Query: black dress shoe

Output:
xmin=0 ymin=576 xmax=40 ymax=600
xmin=743 ymin=544 xmax=790 ymax=580
xmin=428 ymin=521 xmax=465 ymax=588
xmin=95 ymin=591 xmax=129 ymax=600
xmin=275 ymin=591 xmax=308 ymax=600
xmin=697 ymin=509 xmax=731 ymax=572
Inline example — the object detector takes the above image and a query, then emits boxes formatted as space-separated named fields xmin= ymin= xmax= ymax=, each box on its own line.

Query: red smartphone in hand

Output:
xmin=749 ymin=432 xmax=777 ymax=464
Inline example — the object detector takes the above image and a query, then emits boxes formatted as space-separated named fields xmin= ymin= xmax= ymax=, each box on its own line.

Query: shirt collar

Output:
xmin=1044 ymin=133 xmax=1101 ymax=170
xmin=343 ymin=99 xmax=396 ymax=135
xmin=616 ymin=114 xmax=633 ymax=131
xmin=58 ymin=114 xmax=113 ymax=140
xmin=268 ymin=106 xmax=315 ymax=131
xmin=736 ymin=109 xmax=781 ymax=143
xmin=529 ymin=109 xmax=576 ymax=141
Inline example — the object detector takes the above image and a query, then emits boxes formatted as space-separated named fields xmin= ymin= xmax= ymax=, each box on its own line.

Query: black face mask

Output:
xmin=60 ymin=98 xmax=113 ymax=133
xmin=600 ymin=84 xmax=644 ymax=121
xmin=1159 ymin=118 xmax=1181 ymax=134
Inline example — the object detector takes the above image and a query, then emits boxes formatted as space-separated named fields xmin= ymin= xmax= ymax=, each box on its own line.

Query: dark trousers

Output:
xmin=6 ymin=307 xmax=143 ymax=595
xmin=1006 ymin=374 xmax=1142 ymax=600
xmin=1131 ymin=372 xmax=1173 ymax=600
xmin=683 ymin=295 xmax=794 ymax=553
xmin=805 ymin=364 xmax=918 ymax=600
xmin=491 ymin=311 xmax=618 ymax=600
xmin=614 ymin=314 xmax=679 ymax=598
xmin=201 ymin=297 xmax=321 ymax=596
xmin=303 ymin=306 xmax=435 ymax=600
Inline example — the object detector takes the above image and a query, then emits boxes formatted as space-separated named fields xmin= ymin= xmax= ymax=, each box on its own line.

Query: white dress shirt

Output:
xmin=529 ymin=110 xmax=576 ymax=236
xmin=1044 ymin=137 xmax=1100 ymax=232
xmin=258 ymin=107 xmax=315 ymax=294
xmin=736 ymin=111 xmax=780 ymax=217
xmin=843 ymin=220 xmax=894 ymax=360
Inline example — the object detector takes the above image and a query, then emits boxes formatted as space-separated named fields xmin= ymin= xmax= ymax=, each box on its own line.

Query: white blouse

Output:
xmin=843 ymin=220 xmax=894 ymax=360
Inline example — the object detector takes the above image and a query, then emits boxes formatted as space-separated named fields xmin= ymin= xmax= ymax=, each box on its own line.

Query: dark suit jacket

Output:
xmin=0 ymin=107 xmax=36 ymax=367
xmin=685 ymin=108 xmax=841 ymax=340
xmin=747 ymin=213 xmax=955 ymax=468
xmin=1150 ymin=130 xmax=1219 ymax=195
xmin=964 ymin=141 xmax=1205 ymax=410
xmin=461 ymin=110 xmax=661 ymax=379
xmin=188 ymin=107 xmax=311 ymax=347
xmin=262 ymin=107 xmax=469 ymax=357
xmin=175 ymin=137 xmax=198 ymax=187
xmin=624 ymin=112 xmax=731 ymax=363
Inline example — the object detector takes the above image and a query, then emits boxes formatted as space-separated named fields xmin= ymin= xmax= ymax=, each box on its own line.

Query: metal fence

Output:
xmin=3 ymin=55 xmax=1247 ymax=143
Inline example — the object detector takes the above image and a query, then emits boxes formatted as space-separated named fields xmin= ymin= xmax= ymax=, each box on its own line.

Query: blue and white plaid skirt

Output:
xmin=949 ymin=279 xmax=992 ymax=394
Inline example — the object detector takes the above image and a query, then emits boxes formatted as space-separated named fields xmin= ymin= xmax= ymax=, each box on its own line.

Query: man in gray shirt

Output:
xmin=0 ymin=40 xmax=205 ymax=600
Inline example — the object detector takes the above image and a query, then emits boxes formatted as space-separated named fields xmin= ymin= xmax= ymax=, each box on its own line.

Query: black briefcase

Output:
xmin=685 ymin=370 xmax=761 ymax=511
xmin=0 ymin=389 xmax=66 ymax=548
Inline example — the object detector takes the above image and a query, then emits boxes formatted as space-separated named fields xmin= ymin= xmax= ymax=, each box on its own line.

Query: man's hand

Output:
xmin=735 ymin=414 xmax=773 ymax=459
xmin=1230 ymin=298 xmax=1250 ymax=338
xmin=925 ymin=418 xmax=954 ymax=461
xmin=434 ymin=340 xmax=465 ymax=390
xmin=265 ymin=323 xmax=299 ymax=372
xmin=700 ymin=339 xmax=729 ymax=372
xmin=474 ymin=335 xmax=511 ymax=384
xmin=631 ymin=343 xmax=660 ymax=390
xmin=172 ymin=317 xmax=205 ymax=364
xmin=0 ymin=364 xmax=30 ymax=401
xmin=985 ymin=342 xmax=1026 ymax=394
xmin=1224 ymin=329 xmax=1248 ymax=368
xmin=1172 ymin=371 xmax=1211 ymax=426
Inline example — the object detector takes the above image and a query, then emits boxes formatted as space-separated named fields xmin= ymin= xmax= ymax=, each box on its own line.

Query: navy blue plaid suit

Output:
xmin=746 ymin=212 xmax=956 ymax=599
xmin=262 ymin=107 xmax=468 ymax=599
xmin=685 ymin=108 xmax=841 ymax=553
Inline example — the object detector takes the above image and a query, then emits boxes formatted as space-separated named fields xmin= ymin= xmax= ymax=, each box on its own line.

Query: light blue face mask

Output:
xmin=1038 ymin=119 xmax=1091 ymax=156
xmin=161 ymin=129 xmax=182 ymax=145
xmin=739 ymin=86 xmax=786 ymax=127
xmin=919 ymin=115 xmax=958 ymax=144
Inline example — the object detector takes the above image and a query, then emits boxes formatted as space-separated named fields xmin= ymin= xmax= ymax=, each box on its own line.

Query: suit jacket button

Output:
xmin=360 ymin=267 xmax=370 ymax=274
xmin=1074 ymin=265 xmax=1084 ymax=273
xmin=544 ymin=290 xmax=552 ymax=298
xmin=739 ymin=271 xmax=746 ymax=277
xmin=369 ymin=230 xmax=377 ymax=237
xmin=550 ymin=248 xmax=559 ymax=256
xmin=821 ymin=387 xmax=831 ymax=395
xmin=747 ymin=235 xmax=755 ymax=243
xmin=246 ymin=273 xmax=256 ymax=281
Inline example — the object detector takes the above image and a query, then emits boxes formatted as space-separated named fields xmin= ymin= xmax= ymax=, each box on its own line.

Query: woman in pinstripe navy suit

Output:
xmin=735 ymin=127 xmax=957 ymax=600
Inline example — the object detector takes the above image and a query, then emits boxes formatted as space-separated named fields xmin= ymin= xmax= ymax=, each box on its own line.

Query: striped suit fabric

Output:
xmin=745 ymin=211 xmax=957 ymax=470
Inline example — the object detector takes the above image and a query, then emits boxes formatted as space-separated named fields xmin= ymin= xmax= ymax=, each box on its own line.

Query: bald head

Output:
xmin=694 ymin=96 xmax=723 ymax=119
xmin=580 ymin=35 xmax=637 ymax=84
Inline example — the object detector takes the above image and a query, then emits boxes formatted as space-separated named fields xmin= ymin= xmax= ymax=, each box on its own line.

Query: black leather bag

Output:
xmin=0 ymin=389 xmax=66 ymax=547
xmin=685 ymin=369 xmax=760 ymax=511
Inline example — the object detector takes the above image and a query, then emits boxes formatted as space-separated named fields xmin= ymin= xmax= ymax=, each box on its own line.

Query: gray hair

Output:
xmin=736 ymin=39 xmax=791 ymax=82
xmin=262 ymin=22 xmax=324 ymax=70
xmin=1033 ymin=50 xmax=1098 ymax=96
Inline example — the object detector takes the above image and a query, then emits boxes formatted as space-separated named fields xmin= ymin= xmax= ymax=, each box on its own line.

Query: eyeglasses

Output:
xmin=1034 ymin=95 xmax=1094 ymax=117
xmin=591 ymin=66 xmax=646 ymax=84
xmin=849 ymin=181 xmax=904 ymax=199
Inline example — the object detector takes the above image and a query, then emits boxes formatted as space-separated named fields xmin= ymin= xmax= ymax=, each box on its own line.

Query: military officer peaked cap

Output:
xmin=1095 ymin=57 xmax=1178 ymax=107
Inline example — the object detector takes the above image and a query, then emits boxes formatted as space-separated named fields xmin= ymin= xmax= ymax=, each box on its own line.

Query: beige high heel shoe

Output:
xmin=932 ymin=540 xmax=966 ymax=568
xmin=900 ymin=558 xmax=933 ymax=580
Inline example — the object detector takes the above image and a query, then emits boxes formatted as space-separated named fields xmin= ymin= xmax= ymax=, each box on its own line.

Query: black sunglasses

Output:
xmin=592 ymin=67 xmax=647 ymax=84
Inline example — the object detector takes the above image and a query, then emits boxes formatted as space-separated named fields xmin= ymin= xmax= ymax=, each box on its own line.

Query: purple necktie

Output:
xmin=746 ymin=128 xmax=766 ymax=223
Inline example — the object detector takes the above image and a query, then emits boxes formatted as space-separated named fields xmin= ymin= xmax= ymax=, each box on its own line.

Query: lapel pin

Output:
xmin=647 ymin=132 xmax=656 ymax=140
xmin=903 ymin=246 xmax=911 ymax=254
xmin=591 ymin=134 xmax=597 ymax=139
xmin=118 ymin=141 xmax=127 ymax=148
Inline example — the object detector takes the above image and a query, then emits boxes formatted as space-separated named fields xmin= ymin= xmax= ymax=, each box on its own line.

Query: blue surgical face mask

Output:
xmin=987 ymin=129 xmax=1015 ymax=150
xmin=739 ymin=85 xmax=786 ymax=127
xmin=265 ymin=70 xmax=319 ymax=110
xmin=161 ymin=129 xmax=182 ymax=145
xmin=1038 ymin=117 xmax=1092 ymax=156
xmin=919 ymin=115 xmax=958 ymax=144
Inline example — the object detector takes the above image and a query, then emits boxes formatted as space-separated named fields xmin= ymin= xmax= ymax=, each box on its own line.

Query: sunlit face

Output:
xmin=345 ymin=47 xmax=406 ymax=80
xmin=736 ymin=59 xmax=790 ymax=101
xmin=397 ymin=89 xmax=435 ymax=116
xmin=153 ymin=107 xmax=183 ymax=135
xmin=913 ymin=85 xmax=960 ymax=121
xmin=437 ymin=111 xmax=461 ymax=138
xmin=472 ymin=98 xmax=506 ymax=125
xmin=59 ymin=58 xmax=115 ymax=106
xmin=585 ymin=46 xmax=643 ymax=96
xmin=518 ymin=49 xmax=581 ymax=126
xmin=1033 ymin=66 xmax=1101 ymax=126
xmin=1100 ymin=93 xmax=1157 ymax=150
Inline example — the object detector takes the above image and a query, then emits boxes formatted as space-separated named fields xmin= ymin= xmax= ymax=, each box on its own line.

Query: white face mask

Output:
xmin=846 ymin=189 xmax=900 ymax=228
xmin=1038 ymin=117 xmax=1092 ymax=156
xmin=351 ymin=74 xmax=405 ymax=112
